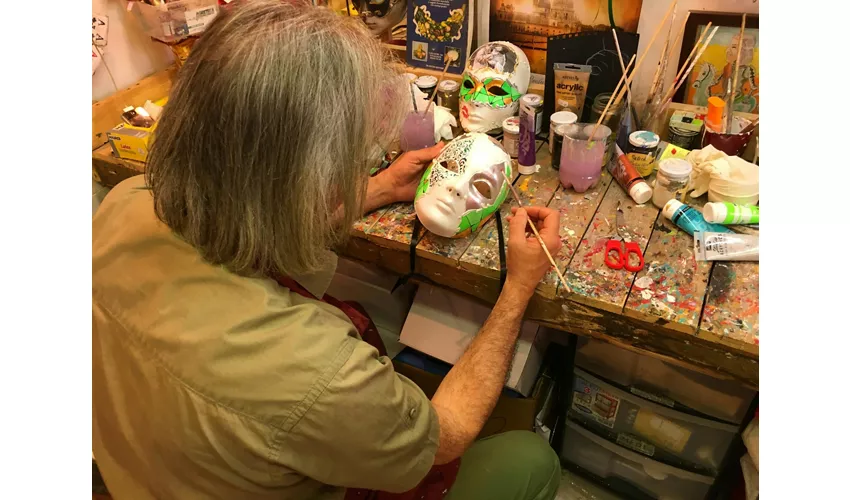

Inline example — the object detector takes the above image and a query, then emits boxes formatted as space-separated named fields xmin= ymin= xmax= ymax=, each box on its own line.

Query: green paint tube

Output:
xmin=702 ymin=202 xmax=759 ymax=225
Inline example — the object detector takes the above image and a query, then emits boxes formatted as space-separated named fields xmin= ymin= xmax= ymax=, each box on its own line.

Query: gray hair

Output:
xmin=146 ymin=0 xmax=407 ymax=277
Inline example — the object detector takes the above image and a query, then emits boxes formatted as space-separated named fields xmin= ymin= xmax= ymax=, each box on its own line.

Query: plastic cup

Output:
xmin=400 ymin=110 xmax=436 ymax=152
xmin=559 ymin=123 xmax=611 ymax=192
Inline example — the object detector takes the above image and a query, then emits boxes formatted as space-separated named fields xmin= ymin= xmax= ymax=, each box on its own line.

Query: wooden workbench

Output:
xmin=343 ymin=142 xmax=758 ymax=388
xmin=92 ymin=65 xmax=759 ymax=388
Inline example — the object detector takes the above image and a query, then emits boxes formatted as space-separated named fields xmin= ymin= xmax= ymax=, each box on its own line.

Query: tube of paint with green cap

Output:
xmin=662 ymin=199 xmax=733 ymax=236
xmin=702 ymin=202 xmax=759 ymax=225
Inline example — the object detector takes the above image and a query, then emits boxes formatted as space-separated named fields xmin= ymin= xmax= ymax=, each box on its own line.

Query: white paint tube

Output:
xmin=694 ymin=232 xmax=759 ymax=262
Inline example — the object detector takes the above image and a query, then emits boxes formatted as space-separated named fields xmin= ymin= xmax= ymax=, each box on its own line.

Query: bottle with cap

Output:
xmin=702 ymin=202 xmax=759 ymax=225
xmin=549 ymin=110 xmax=578 ymax=166
xmin=705 ymin=96 xmax=726 ymax=133
xmin=502 ymin=116 xmax=520 ymax=158
xmin=609 ymin=144 xmax=653 ymax=205
xmin=414 ymin=75 xmax=438 ymax=100
xmin=662 ymin=199 xmax=733 ymax=236
xmin=518 ymin=94 xmax=542 ymax=174
xmin=652 ymin=158 xmax=693 ymax=209
xmin=626 ymin=130 xmax=660 ymax=177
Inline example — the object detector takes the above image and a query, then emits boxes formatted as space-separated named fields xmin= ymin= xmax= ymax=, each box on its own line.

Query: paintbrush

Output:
xmin=586 ymin=54 xmax=635 ymax=145
xmin=409 ymin=82 xmax=419 ymax=113
xmin=644 ymin=4 xmax=677 ymax=112
xmin=612 ymin=29 xmax=638 ymax=133
xmin=500 ymin=169 xmax=569 ymax=292
xmin=424 ymin=51 xmax=459 ymax=115
xmin=738 ymin=117 xmax=759 ymax=136
xmin=647 ymin=25 xmax=718 ymax=126
xmin=727 ymin=14 xmax=747 ymax=133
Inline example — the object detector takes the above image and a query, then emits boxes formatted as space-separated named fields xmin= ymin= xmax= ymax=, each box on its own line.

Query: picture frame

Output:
xmin=675 ymin=12 xmax=759 ymax=114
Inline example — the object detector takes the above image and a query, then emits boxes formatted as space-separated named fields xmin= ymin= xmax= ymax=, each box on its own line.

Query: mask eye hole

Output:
xmin=487 ymin=84 xmax=508 ymax=97
xmin=439 ymin=160 xmax=461 ymax=173
xmin=462 ymin=78 xmax=475 ymax=89
xmin=471 ymin=179 xmax=493 ymax=200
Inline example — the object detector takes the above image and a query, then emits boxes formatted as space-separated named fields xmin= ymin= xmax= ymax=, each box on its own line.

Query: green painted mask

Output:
xmin=414 ymin=132 xmax=513 ymax=238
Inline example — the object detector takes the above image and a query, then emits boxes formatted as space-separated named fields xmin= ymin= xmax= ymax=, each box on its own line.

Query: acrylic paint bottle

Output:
xmin=662 ymin=199 xmax=733 ymax=236
xmin=702 ymin=202 xmax=760 ymax=225
xmin=518 ymin=94 xmax=542 ymax=174
xmin=609 ymin=144 xmax=653 ymax=204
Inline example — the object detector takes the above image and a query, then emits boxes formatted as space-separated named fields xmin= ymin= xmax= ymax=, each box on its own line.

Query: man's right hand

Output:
xmin=505 ymin=206 xmax=562 ymax=297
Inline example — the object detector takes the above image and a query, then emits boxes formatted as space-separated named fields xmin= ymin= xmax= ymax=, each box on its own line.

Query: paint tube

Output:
xmin=608 ymin=144 xmax=653 ymax=204
xmin=662 ymin=199 xmax=733 ymax=236
xmin=694 ymin=232 xmax=759 ymax=261
xmin=553 ymin=63 xmax=591 ymax=115
xmin=702 ymin=202 xmax=759 ymax=225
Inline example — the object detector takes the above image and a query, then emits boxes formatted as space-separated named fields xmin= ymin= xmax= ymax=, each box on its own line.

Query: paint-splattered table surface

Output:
xmin=343 ymin=142 xmax=759 ymax=387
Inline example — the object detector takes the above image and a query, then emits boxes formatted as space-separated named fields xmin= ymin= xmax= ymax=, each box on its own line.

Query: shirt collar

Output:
xmin=289 ymin=251 xmax=338 ymax=299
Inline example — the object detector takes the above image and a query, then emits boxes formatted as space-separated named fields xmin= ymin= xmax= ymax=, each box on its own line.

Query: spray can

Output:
xmin=518 ymin=94 xmax=542 ymax=174
xmin=662 ymin=200 xmax=733 ymax=236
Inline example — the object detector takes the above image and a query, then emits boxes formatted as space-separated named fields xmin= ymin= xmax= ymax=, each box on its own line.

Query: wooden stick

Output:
xmin=586 ymin=54 xmax=635 ymax=143
xmin=665 ymin=11 xmax=691 ymax=72
xmin=644 ymin=4 xmax=677 ymax=108
xmin=728 ymin=14 xmax=747 ymax=130
xmin=500 ymin=170 xmax=568 ymax=292
xmin=424 ymin=53 xmax=457 ymax=115
xmin=656 ymin=26 xmax=720 ymax=119
xmin=612 ymin=30 xmax=634 ymax=108
xmin=647 ymin=24 xmax=717 ymax=125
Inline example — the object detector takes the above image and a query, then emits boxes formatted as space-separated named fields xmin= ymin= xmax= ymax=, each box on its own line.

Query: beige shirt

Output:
xmin=93 ymin=176 xmax=439 ymax=499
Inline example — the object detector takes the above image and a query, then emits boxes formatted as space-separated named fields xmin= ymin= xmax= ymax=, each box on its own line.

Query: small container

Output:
xmin=414 ymin=75 xmax=438 ymax=99
xmin=549 ymin=111 xmax=578 ymax=166
xmin=502 ymin=116 xmax=520 ymax=158
xmin=403 ymin=72 xmax=418 ymax=84
xmin=589 ymin=93 xmax=623 ymax=165
xmin=702 ymin=116 xmax=755 ymax=157
xmin=704 ymin=96 xmax=725 ymax=133
xmin=518 ymin=94 xmax=543 ymax=173
xmin=652 ymin=158 xmax=692 ymax=209
xmin=627 ymin=131 xmax=660 ymax=177
xmin=399 ymin=109 xmax=436 ymax=151
xmin=668 ymin=110 xmax=703 ymax=150
xmin=437 ymin=80 xmax=460 ymax=119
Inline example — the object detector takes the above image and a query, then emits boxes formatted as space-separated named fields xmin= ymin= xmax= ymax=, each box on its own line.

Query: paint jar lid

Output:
xmin=629 ymin=182 xmax=653 ymax=205
xmin=706 ymin=96 xmax=725 ymax=125
xmin=658 ymin=158 xmax=693 ymax=181
xmin=438 ymin=80 xmax=459 ymax=92
xmin=661 ymin=199 xmax=685 ymax=221
xmin=415 ymin=75 xmax=438 ymax=88
xmin=502 ymin=116 xmax=520 ymax=134
xmin=629 ymin=131 xmax=660 ymax=149
xmin=550 ymin=111 xmax=578 ymax=127
xmin=403 ymin=72 xmax=418 ymax=83
xmin=521 ymin=94 xmax=543 ymax=106
xmin=123 ymin=106 xmax=134 ymax=113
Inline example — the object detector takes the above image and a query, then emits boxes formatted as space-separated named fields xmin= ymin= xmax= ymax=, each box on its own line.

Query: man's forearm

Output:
xmin=430 ymin=279 xmax=534 ymax=464
xmin=363 ymin=174 xmax=394 ymax=214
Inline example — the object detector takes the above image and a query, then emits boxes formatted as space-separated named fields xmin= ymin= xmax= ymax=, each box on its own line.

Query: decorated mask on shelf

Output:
xmin=414 ymin=132 xmax=512 ymax=238
xmin=459 ymin=41 xmax=531 ymax=133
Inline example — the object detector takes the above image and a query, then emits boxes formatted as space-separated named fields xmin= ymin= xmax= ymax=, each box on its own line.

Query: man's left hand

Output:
xmin=383 ymin=142 xmax=444 ymax=203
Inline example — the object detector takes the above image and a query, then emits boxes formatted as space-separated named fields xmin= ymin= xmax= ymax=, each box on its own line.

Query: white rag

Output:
xmin=685 ymin=145 xmax=759 ymax=198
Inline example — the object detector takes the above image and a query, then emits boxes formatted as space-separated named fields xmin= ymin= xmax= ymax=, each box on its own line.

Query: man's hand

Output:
xmin=505 ymin=206 xmax=562 ymax=298
xmin=384 ymin=142 xmax=444 ymax=203
xmin=364 ymin=142 xmax=444 ymax=213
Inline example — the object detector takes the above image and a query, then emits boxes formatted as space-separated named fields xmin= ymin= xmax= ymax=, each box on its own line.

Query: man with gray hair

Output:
xmin=92 ymin=2 xmax=561 ymax=499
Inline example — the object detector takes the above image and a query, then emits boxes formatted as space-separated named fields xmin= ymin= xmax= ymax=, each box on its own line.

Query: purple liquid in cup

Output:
xmin=400 ymin=111 xmax=435 ymax=151
xmin=558 ymin=123 xmax=611 ymax=193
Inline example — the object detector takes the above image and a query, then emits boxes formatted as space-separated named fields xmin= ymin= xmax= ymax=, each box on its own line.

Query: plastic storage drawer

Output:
xmin=570 ymin=368 xmax=738 ymax=475
xmin=561 ymin=420 xmax=713 ymax=500
xmin=575 ymin=337 xmax=756 ymax=424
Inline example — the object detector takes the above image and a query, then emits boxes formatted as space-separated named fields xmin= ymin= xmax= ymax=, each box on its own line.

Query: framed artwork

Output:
xmin=675 ymin=12 xmax=759 ymax=114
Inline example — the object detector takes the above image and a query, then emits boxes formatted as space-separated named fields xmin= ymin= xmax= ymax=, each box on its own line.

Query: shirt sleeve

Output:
xmin=274 ymin=336 xmax=440 ymax=493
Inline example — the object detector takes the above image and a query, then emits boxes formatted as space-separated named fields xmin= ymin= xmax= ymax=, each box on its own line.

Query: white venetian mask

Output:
xmin=459 ymin=41 xmax=531 ymax=134
xmin=414 ymin=132 xmax=512 ymax=238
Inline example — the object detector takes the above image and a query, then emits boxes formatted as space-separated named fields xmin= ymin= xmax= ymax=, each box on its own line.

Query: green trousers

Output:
xmin=446 ymin=431 xmax=561 ymax=500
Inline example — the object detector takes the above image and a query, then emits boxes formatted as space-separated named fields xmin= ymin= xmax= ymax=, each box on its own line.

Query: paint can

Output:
xmin=518 ymin=94 xmax=542 ymax=174
xmin=502 ymin=116 xmax=520 ymax=158
xmin=414 ymin=75 xmax=438 ymax=100
xmin=549 ymin=111 xmax=578 ymax=162
xmin=626 ymin=131 xmax=660 ymax=177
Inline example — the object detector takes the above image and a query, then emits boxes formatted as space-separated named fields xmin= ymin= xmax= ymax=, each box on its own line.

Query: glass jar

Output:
xmin=627 ymin=131 xmax=661 ymax=177
xmin=437 ymin=80 xmax=460 ymax=119
xmin=502 ymin=116 xmax=520 ymax=158
xmin=652 ymin=158 xmax=693 ymax=209
xmin=588 ymin=93 xmax=623 ymax=165
xmin=549 ymin=111 xmax=578 ymax=164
